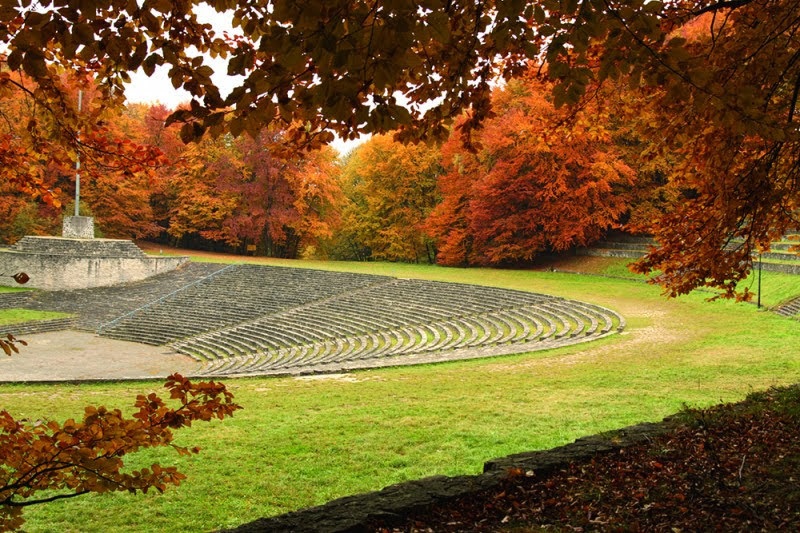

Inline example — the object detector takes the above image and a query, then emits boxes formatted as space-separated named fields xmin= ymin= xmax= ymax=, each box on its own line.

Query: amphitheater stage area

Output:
xmin=0 ymin=262 xmax=626 ymax=382
xmin=0 ymin=331 xmax=197 ymax=382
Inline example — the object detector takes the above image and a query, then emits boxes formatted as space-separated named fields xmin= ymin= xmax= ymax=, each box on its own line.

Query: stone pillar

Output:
xmin=62 ymin=216 xmax=95 ymax=239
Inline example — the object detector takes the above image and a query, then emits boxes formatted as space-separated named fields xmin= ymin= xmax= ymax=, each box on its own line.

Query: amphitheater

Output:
xmin=0 ymin=262 xmax=625 ymax=379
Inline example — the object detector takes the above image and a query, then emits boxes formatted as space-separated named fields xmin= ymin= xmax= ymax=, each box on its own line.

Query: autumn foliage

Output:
xmin=332 ymin=135 xmax=441 ymax=263
xmin=427 ymin=77 xmax=635 ymax=266
xmin=0 ymin=373 xmax=241 ymax=530
xmin=0 ymin=0 xmax=798 ymax=296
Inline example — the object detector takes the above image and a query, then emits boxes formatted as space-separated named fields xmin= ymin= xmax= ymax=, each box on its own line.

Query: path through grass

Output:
xmin=2 ymin=254 xmax=799 ymax=532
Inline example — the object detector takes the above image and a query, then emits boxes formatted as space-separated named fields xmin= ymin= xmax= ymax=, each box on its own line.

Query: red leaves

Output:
xmin=428 ymin=75 xmax=634 ymax=267
xmin=0 ymin=374 xmax=241 ymax=530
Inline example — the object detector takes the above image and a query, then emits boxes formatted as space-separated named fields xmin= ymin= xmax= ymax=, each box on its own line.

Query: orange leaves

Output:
xmin=0 ymin=374 xmax=241 ymax=530
xmin=428 ymin=75 xmax=634 ymax=266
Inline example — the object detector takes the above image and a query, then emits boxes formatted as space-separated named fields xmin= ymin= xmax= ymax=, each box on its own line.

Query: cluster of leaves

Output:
xmin=0 ymin=334 xmax=26 ymax=357
xmin=371 ymin=386 xmax=800 ymax=531
xmin=426 ymin=75 xmax=636 ymax=266
xmin=1 ymin=0 xmax=798 ymax=296
xmin=0 ymin=373 xmax=241 ymax=531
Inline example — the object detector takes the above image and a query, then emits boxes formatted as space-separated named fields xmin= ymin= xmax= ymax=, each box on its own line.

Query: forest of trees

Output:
xmin=1 ymin=0 xmax=798 ymax=525
xmin=0 ymin=67 xmax=679 ymax=266
xmin=1 ymin=0 xmax=797 ymax=299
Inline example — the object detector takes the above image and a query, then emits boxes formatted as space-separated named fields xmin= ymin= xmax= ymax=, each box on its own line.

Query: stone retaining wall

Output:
xmin=0 ymin=236 xmax=188 ymax=290
xmin=0 ymin=250 xmax=187 ymax=290
xmin=227 ymin=417 xmax=678 ymax=533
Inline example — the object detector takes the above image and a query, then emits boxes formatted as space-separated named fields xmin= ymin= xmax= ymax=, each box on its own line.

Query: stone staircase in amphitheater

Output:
xmin=774 ymin=296 xmax=800 ymax=318
xmin=578 ymin=233 xmax=800 ymax=318
xmin=578 ymin=233 xmax=800 ymax=272
xmin=90 ymin=264 xmax=625 ymax=377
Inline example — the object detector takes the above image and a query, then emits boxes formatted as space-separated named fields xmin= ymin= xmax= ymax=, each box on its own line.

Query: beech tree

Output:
xmin=427 ymin=76 xmax=634 ymax=266
xmin=334 ymin=134 xmax=441 ymax=263
xmin=1 ymin=0 xmax=798 ymax=296
xmin=167 ymin=128 xmax=341 ymax=256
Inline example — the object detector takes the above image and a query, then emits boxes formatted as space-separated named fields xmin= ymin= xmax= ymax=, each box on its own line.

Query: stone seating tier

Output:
xmin=87 ymin=263 xmax=627 ymax=377
xmin=7 ymin=236 xmax=148 ymax=258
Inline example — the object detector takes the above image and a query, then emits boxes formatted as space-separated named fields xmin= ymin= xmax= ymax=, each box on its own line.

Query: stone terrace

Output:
xmin=0 ymin=262 xmax=227 ymax=330
xmin=2 ymin=263 xmax=627 ymax=378
xmin=87 ymin=264 xmax=625 ymax=377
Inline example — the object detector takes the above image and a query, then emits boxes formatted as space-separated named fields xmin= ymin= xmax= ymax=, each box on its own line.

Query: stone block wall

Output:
xmin=62 ymin=216 xmax=95 ymax=239
xmin=0 ymin=237 xmax=188 ymax=290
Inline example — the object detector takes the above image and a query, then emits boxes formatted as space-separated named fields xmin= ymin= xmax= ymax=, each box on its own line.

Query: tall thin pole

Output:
xmin=74 ymin=90 xmax=82 ymax=217
xmin=757 ymin=252 xmax=762 ymax=309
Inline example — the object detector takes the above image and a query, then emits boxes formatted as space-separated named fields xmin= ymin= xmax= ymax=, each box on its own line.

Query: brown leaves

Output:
xmin=372 ymin=386 xmax=800 ymax=532
xmin=0 ymin=374 xmax=241 ymax=530
xmin=0 ymin=334 xmax=27 ymax=357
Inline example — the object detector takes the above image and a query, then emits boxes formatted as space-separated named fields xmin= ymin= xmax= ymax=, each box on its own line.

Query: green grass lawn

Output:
xmin=0 ymin=308 xmax=71 ymax=325
xmin=2 ymin=256 xmax=799 ymax=532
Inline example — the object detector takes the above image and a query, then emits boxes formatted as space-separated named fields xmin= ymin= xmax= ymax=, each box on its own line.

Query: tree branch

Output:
xmin=691 ymin=0 xmax=756 ymax=17
xmin=2 ymin=490 xmax=90 ymax=507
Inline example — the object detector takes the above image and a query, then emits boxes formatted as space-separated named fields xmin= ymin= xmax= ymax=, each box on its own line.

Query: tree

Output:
xmin=427 ymin=76 xmax=634 ymax=266
xmin=0 ymin=72 xmax=169 ymax=242
xmin=1 ymin=0 xmax=798 ymax=296
xmin=334 ymin=134 xmax=441 ymax=263
xmin=0 ymin=373 xmax=241 ymax=530
xmin=167 ymin=128 xmax=341 ymax=257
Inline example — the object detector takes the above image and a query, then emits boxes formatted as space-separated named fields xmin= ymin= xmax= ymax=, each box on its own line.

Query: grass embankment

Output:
xmin=0 ymin=309 xmax=71 ymax=326
xmin=0 ymin=286 xmax=28 ymax=294
xmin=3 ymin=253 xmax=800 ymax=532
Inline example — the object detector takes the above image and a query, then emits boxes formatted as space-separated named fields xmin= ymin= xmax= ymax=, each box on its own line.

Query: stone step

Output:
xmin=8 ymin=236 xmax=148 ymax=258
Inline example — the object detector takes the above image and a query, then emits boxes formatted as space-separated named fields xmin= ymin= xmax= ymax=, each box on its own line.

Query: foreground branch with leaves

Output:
xmin=0 ymin=373 xmax=241 ymax=530
xmin=0 ymin=335 xmax=26 ymax=357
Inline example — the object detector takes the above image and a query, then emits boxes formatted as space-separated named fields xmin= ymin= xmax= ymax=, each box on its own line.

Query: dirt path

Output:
xmin=0 ymin=331 xmax=199 ymax=383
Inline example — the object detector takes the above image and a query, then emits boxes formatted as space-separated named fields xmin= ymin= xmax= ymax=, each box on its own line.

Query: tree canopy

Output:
xmin=1 ymin=0 xmax=798 ymax=296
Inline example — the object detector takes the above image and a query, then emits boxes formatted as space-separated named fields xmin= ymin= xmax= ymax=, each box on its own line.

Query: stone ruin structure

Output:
xmin=0 ymin=216 xmax=186 ymax=290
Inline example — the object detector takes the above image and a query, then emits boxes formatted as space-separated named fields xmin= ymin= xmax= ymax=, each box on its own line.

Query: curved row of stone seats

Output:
xmin=15 ymin=262 xmax=226 ymax=330
xmin=0 ymin=291 xmax=33 ymax=310
xmin=173 ymin=279 xmax=563 ymax=362
xmin=99 ymin=264 xmax=392 ymax=345
xmin=0 ymin=317 xmax=77 ymax=336
xmin=775 ymin=296 xmax=800 ymax=318
xmin=195 ymin=305 xmax=615 ymax=377
xmin=183 ymin=297 xmax=623 ymax=377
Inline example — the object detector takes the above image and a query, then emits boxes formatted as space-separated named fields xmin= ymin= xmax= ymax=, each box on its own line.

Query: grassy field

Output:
xmin=0 ymin=308 xmax=71 ymax=325
xmin=2 ymin=254 xmax=799 ymax=532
